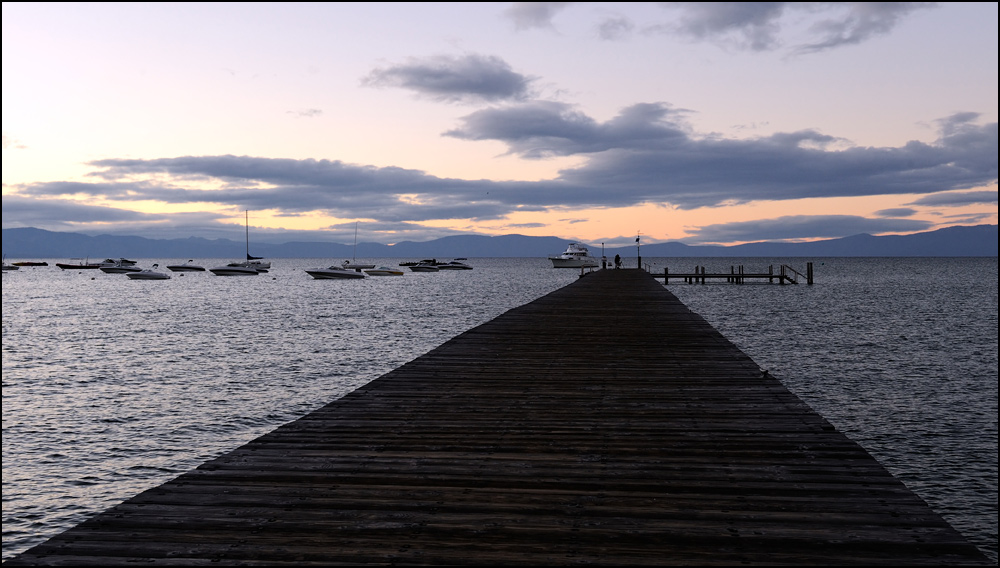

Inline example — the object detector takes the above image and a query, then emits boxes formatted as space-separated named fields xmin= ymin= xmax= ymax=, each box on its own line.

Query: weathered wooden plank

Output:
xmin=4 ymin=269 xmax=990 ymax=566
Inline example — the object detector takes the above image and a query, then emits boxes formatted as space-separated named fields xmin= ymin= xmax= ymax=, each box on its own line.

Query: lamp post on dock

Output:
xmin=636 ymin=233 xmax=641 ymax=268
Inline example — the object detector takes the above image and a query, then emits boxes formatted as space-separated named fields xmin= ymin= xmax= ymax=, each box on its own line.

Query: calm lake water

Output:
xmin=2 ymin=256 xmax=997 ymax=563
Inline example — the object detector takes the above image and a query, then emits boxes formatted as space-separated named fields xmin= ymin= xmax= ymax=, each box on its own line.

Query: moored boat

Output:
xmin=305 ymin=265 xmax=366 ymax=279
xmin=437 ymin=259 xmax=473 ymax=270
xmin=549 ymin=243 xmax=599 ymax=268
xmin=56 ymin=258 xmax=103 ymax=270
xmin=408 ymin=262 xmax=440 ymax=272
xmin=341 ymin=221 xmax=375 ymax=269
xmin=100 ymin=260 xmax=143 ymax=274
xmin=364 ymin=266 xmax=405 ymax=276
xmin=166 ymin=260 xmax=206 ymax=272
xmin=211 ymin=211 xmax=270 ymax=276
xmin=209 ymin=264 xmax=260 ymax=276
xmin=126 ymin=264 xmax=171 ymax=280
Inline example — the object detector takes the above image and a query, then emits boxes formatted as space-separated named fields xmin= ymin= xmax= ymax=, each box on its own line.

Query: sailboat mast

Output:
xmin=353 ymin=221 xmax=358 ymax=262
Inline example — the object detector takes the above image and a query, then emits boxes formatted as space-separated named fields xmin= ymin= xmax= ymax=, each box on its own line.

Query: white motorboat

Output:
xmin=364 ymin=266 xmax=405 ymax=276
xmin=549 ymin=243 xmax=599 ymax=268
xmin=231 ymin=259 xmax=270 ymax=272
xmin=209 ymin=264 xmax=260 ymax=276
xmin=436 ymin=259 xmax=473 ymax=270
xmin=408 ymin=262 xmax=440 ymax=272
xmin=305 ymin=265 xmax=366 ymax=279
xmin=126 ymin=264 xmax=171 ymax=280
xmin=167 ymin=260 xmax=206 ymax=272
xmin=97 ymin=257 xmax=137 ymax=267
xmin=100 ymin=260 xmax=143 ymax=274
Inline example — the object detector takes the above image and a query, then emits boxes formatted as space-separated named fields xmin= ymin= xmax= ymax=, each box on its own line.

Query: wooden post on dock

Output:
xmin=807 ymin=262 xmax=814 ymax=285
xmin=664 ymin=267 xmax=669 ymax=285
xmin=769 ymin=265 xmax=774 ymax=284
xmin=780 ymin=264 xmax=786 ymax=285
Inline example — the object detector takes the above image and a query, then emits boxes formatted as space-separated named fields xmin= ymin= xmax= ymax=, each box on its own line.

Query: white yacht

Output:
xmin=549 ymin=243 xmax=599 ymax=268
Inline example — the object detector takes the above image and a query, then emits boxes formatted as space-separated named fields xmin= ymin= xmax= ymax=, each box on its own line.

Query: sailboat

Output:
xmin=341 ymin=221 xmax=375 ymax=270
xmin=210 ymin=211 xmax=270 ymax=276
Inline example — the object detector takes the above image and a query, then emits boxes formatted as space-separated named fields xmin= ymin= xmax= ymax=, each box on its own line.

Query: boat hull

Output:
xmin=549 ymin=258 xmax=599 ymax=268
xmin=56 ymin=263 xmax=102 ymax=270
xmin=305 ymin=268 xmax=366 ymax=279
xmin=364 ymin=267 xmax=405 ymax=276
xmin=209 ymin=266 xmax=260 ymax=276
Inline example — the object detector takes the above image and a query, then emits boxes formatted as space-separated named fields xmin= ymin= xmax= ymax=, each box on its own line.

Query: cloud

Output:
xmin=3 ymin=134 xmax=28 ymax=150
xmin=444 ymin=101 xmax=692 ymax=158
xmin=655 ymin=2 xmax=788 ymax=51
xmin=875 ymin=208 xmax=917 ymax=217
xmin=503 ymin=2 xmax=574 ymax=31
xmin=447 ymin=102 xmax=997 ymax=208
xmin=13 ymin=155 xmax=539 ymax=224
xmin=6 ymin=106 xmax=994 ymax=244
xmin=287 ymin=109 xmax=323 ymax=118
xmin=597 ymin=16 xmax=634 ymax=40
xmin=362 ymin=54 xmax=535 ymax=104
xmin=0 ymin=195 xmax=154 ymax=226
xmin=795 ymin=2 xmax=938 ymax=54
xmin=908 ymin=190 xmax=999 ymax=207
xmin=8 ymin=106 xmax=996 ymax=225
xmin=682 ymin=215 xmax=935 ymax=244
xmin=644 ymin=2 xmax=936 ymax=54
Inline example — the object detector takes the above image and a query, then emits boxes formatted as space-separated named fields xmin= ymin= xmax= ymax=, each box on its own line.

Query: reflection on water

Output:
xmin=658 ymin=257 xmax=997 ymax=564
xmin=3 ymin=257 xmax=997 ymax=563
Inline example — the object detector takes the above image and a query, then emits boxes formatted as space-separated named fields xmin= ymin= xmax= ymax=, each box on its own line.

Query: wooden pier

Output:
xmin=4 ymin=269 xmax=989 ymax=566
xmin=649 ymin=263 xmax=814 ymax=285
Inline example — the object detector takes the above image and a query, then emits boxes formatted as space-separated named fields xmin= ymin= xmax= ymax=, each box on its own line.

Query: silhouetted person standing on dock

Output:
xmin=614 ymin=254 xmax=621 ymax=269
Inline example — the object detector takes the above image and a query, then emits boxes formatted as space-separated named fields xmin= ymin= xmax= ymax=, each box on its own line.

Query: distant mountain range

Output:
xmin=2 ymin=225 xmax=997 ymax=260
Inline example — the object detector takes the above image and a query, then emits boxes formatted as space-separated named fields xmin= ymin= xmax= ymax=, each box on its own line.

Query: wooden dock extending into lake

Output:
xmin=5 ymin=269 xmax=990 ymax=566
xmin=649 ymin=263 xmax=814 ymax=285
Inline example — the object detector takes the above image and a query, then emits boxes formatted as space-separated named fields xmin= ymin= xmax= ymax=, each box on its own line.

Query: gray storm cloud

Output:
xmin=12 ymin=106 xmax=996 ymax=218
xmin=362 ymin=54 xmax=535 ymax=104
xmin=503 ymin=2 xmax=937 ymax=53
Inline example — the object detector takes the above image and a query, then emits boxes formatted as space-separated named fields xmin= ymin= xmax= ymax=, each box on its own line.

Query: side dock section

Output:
xmin=5 ymin=269 xmax=990 ymax=566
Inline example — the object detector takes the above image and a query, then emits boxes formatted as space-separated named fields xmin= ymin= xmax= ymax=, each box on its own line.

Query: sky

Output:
xmin=2 ymin=2 xmax=997 ymax=248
